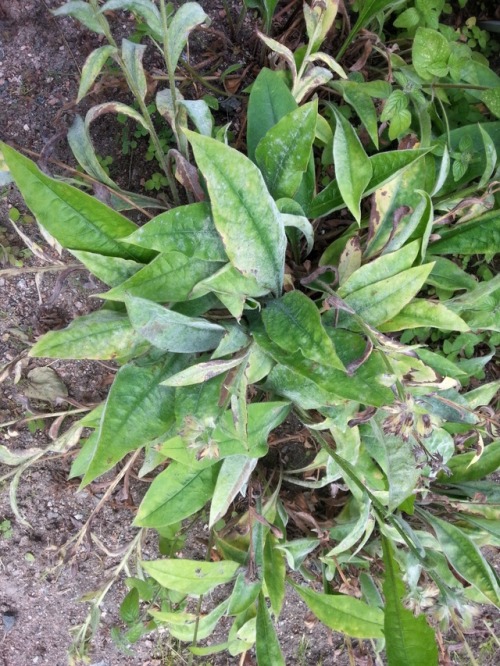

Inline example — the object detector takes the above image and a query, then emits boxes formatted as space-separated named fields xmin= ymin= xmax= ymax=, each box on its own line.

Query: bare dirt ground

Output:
xmin=0 ymin=2 xmax=499 ymax=665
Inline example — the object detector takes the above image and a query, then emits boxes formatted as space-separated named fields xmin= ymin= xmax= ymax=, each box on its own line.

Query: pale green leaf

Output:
xmin=162 ymin=355 xmax=246 ymax=387
xmin=143 ymin=559 xmax=240 ymax=596
xmin=100 ymin=0 xmax=162 ymax=39
xmin=256 ymin=593 xmax=285 ymax=666
xmin=379 ymin=299 xmax=469 ymax=332
xmin=70 ymin=250 xmax=143 ymax=286
xmin=413 ymin=28 xmax=451 ymax=80
xmin=209 ymin=455 xmax=258 ymax=528
xmin=122 ymin=39 xmax=147 ymax=102
xmin=52 ymin=1 xmax=105 ymax=34
xmin=77 ymin=45 xmax=117 ymax=102
xmin=167 ymin=2 xmax=208 ymax=71
xmin=291 ymin=583 xmax=384 ymax=638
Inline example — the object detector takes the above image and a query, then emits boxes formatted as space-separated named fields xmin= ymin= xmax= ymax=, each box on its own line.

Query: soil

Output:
xmin=0 ymin=2 xmax=498 ymax=666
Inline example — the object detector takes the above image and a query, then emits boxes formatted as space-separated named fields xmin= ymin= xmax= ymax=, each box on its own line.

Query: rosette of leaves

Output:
xmin=2 ymin=24 xmax=500 ymax=666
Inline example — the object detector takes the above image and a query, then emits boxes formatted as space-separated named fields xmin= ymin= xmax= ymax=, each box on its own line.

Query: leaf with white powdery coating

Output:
xmin=209 ymin=455 xmax=258 ymax=528
xmin=186 ymin=130 xmax=286 ymax=296
xmin=126 ymin=296 xmax=225 ymax=353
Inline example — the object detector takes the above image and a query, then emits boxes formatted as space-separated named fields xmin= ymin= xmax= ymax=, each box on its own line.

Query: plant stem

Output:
xmin=423 ymin=82 xmax=492 ymax=91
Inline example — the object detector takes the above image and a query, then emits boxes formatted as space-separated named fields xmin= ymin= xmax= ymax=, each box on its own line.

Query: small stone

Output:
xmin=2 ymin=612 xmax=17 ymax=632
xmin=23 ymin=124 xmax=29 ymax=131
xmin=74 ymin=513 xmax=83 ymax=520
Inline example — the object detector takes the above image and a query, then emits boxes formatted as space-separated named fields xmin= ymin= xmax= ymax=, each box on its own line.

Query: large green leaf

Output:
xmin=422 ymin=511 xmax=500 ymax=607
xmin=143 ymin=559 xmax=240 ymax=596
xmin=291 ymin=583 xmax=384 ymax=638
xmin=344 ymin=263 xmax=434 ymax=326
xmin=255 ymin=102 xmax=317 ymax=199
xmin=186 ymin=131 xmax=286 ymax=296
xmin=413 ymin=27 xmax=451 ymax=80
xmin=437 ymin=441 xmax=500 ymax=485
xmin=0 ymin=143 xmax=151 ymax=262
xmin=331 ymin=106 xmax=373 ymax=223
xmin=30 ymin=310 xmax=148 ymax=360
xmin=126 ymin=296 xmax=225 ymax=353
xmin=309 ymin=148 xmax=428 ymax=218
xmin=382 ymin=538 xmax=438 ymax=666
xmin=134 ymin=461 xmax=220 ymax=527
xmin=124 ymin=203 xmax=227 ymax=262
xmin=429 ymin=210 xmax=500 ymax=256
xmin=256 ymin=593 xmax=285 ymax=666
xmin=262 ymin=291 xmax=345 ymax=370
xmin=101 ymin=252 xmax=222 ymax=302
xmin=82 ymin=357 xmax=181 ymax=484
xmin=247 ymin=68 xmax=297 ymax=163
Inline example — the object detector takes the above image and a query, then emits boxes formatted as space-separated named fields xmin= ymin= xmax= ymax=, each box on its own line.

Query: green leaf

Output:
xmin=382 ymin=538 xmax=438 ymax=666
xmin=478 ymin=124 xmax=498 ymax=187
xmin=331 ymin=106 xmax=373 ymax=223
xmin=152 ymin=599 xmax=229 ymax=642
xmin=143 ymin=559 xmax=240 ymax=596
xmin=262 ymin=291 xmax=345 ymax=370
xmin=337 ymin=0 xmax=395 ymax=58
xmin=264 ymin=534 xmax=286 ymax=616
xmin=120 ymin=588 xmax=140 ymax=625
xmin=77 ymin=44 xmax=117 ymax=102
xmin=167 ymin=2 xmax=208 ymax=71
xmin=438 ymin=441 xmax=500 ymax=484
xmin=100 ymin=0 xmax=162 ymax=39
xmin=256 ymin=593 xmax=285 ymax=666
xmin=52 ymin=1 xmax=105 ymax=34
xmin=343 ymin=84 xmax=379 ymax=148
xmin=70 ymin=250 xmax=143 ymax=286
xmin=425 ymin=257 xmax=478 ymax=292
xmin=180 ymin=99 xmax=214 ymax=137
xmin=135 ymin=462 xmax=220 ymax=527
xmin=122 ymin=39 xmax=147 ymax=101
xmin=344 ymin=263 xmax=434 ymax=326
xmin=482 ymin=87 xmax=500 ymax=119
xmin=255 ymin=102 xmax=317 ymax=199
xmin=228 ymin=574 xmax=262 ymax=615
xmin=124 ymin=202 xmax=227 ymax=262
xmin=247 ymin=68 xmax=297 ymax=163
xmin=209 ymin=456 xmax=258 ymax=528
xmin=126 ymin=296 xmax=225 ymax=353
xmin=82 ymin=357 xmax=180 ymax=484
xmin=339 ymin=241 xmax=420 ymax=297
xmin=379 ymin=299 xmax=469 ymax=332
xmin=430 ymin=210 xmax=500 ymax=256
xmin=0 ymin=143 xmax=151 ymax=262
xmin=186 ymin=131 xmax=286 ymax=296
xmin=413 ymin=27 xmax=451 ymax=80
xmin=30 ymin=310 xmax=148 ymax=360
xmin=291 ymin=583 xmax=384 ymax=638
xmin=421 ymin=510 xmax=500 ymax=607
xmin=309 ymin=148 xmax=428 ymax=218
xmin=101 ymin=252 xmax=221 ymax=303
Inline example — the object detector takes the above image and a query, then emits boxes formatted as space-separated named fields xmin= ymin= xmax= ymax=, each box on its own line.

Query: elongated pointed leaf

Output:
xmin=101 ymin=252 xmax=222 ymax=302
xmin=82 ymin=357 xmax=182 ymax=484
xmin=291 ymin=583 xmax=384 ymax=638
xmin=430 ymin=210 xmax=500 ymax=256
xmin=77 ymin=44 xmax=117 ymax=102
xmin=143 ymin=559 xmax=240 ymax=596
xmin=379 ymin=299 xmax=469 ymax=332
xmin=186 ymin=131 xmax=286 ymax=296
xmin=422 ymin=510 xmax=500 ymax=607
xmin=331 ymin=106 xmax=372 ymax=223
xmin=30 ymin=310 xmax=148 ymax=360
xmin=247 ymin=68 xmax=297 ymax=162
xmin=382 ymin=538 xmax=438 ymax=666
xmin=135 ymin=461 xmax=220 ymax=527
xmin=167 ymin=2 xmax=208 ymax=70
xmin=162 ymin=355 xmax=246 ymax=387
xmin=122 ymin=39 xmax=147 ymax=102
xmin=0 ymin=143 xmax=151 ymax=262
xmin=263 ymin=291 xmax=345 ymax=370
xmin=264 ymin=535 xmax=286 ymax=616
xmin=126 ymin=296 xmax=225 ymax=353
xmin=256 ymin=593 xmax=285 ymax=666
xmin=344 ymin=263 xmax=434 ymax=326
xmin=209 ymin=455 xmax=258 ymax=528
xmin=151 ymin=599 xmax=229 ymax=642
xmin=124 ymin=202 xmax=226 ymax=261
xmin=255 ymin=102 xmax=317 ymax=199
xmin=309 ymin=149 xmax=428 ymax=218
